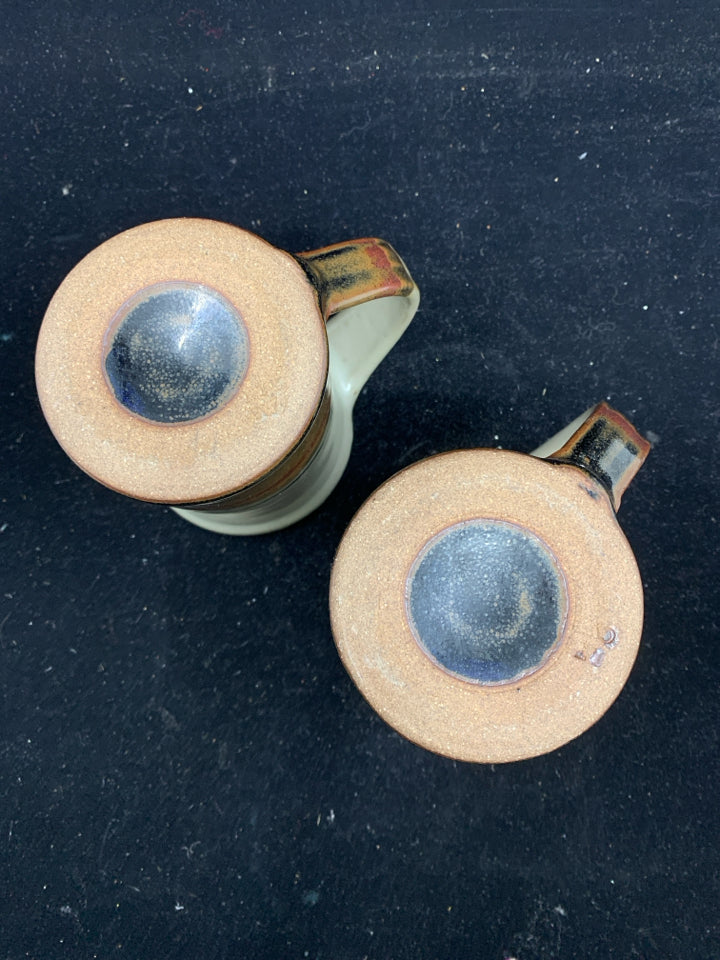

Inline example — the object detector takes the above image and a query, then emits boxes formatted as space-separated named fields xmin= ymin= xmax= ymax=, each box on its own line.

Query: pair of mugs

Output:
xmin=36 ymin=219 xmax=651 ymax=763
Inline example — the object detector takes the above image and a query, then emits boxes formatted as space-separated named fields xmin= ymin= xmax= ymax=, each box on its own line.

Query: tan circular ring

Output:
xmin=35 ymin=218 xmax=328 ymax=505
xmin=330 ymin=449 xmax=644 ymax=763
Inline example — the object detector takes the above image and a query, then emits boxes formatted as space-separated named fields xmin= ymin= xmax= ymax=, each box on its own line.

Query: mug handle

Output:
xmin=532 ymin=402 xmax=651 ymax=510
xmin=173 ymin=240 xmax=418 ymax=536
xmin=296 ymin=238 xmax=420 ymax=404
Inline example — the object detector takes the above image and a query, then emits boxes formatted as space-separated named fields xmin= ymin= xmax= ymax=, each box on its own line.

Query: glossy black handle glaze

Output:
xmin=546 ymin=402 xmax=651 ymax=510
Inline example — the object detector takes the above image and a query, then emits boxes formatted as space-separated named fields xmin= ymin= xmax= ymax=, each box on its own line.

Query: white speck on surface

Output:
xmin=578 ymin=151 xmax=587 ymax=159
xmin=61 ymin=183 xmax=72 ymax=196
xmin=554 ymin=904 xmax=567 ymax=916
xmin=187 ymin=86 xmax=193 ymax=93
xmin=643 ymin=304 xmax=649 ymax=310
xmin=174 ymin=901 xmax=185 ymax=912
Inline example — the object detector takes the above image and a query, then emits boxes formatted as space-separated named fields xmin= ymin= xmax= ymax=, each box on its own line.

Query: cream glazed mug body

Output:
xmin=35 ymin=218 xmax=420 ymax=534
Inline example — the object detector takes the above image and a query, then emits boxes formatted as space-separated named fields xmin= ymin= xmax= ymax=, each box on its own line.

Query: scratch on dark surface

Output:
xmin=338 ymin=111 xmax=375 ymax=140
xmin=97 ymin=809 xmax=119 ymax=874
xmin=517 ymin=70 xmax=537 ymax=98
xmin=441 ymin=90 xmax=455 ymax=120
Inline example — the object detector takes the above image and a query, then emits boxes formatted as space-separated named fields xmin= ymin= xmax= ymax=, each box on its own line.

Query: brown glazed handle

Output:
xmin=546 ymin=402 xmax=651 ymax=510
xmin=295 ymin=238 xmax=416 ymax=318
xmin=294 ymin=238 xmax=419 ymax=402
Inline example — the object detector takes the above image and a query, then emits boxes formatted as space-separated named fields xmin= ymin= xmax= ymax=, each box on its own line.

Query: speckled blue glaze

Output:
xmin=406 ymin=520 xmax=567 ymax=684
xmin=104 ymin=282 xmax=249 ymax=424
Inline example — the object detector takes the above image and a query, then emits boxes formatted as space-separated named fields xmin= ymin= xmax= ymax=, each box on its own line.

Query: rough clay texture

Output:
xmin=330 ymin=449 xmax=643 ymax=763
xmin=35 ymin=218 xmax=328 ymax=504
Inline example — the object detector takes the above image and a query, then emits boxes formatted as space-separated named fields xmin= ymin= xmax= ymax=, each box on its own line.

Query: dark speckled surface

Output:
xmin=1 ymin=2 xmax=718 ymax=957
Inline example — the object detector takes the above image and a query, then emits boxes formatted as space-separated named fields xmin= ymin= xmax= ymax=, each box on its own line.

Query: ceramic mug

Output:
xmin=330 ymin=403 xmax=651 ymax=763
xmin=35 ymin=218 xmax=419 ymax=534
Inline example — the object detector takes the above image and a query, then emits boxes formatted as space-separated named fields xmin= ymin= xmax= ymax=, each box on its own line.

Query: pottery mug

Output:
xmin=35 ymin=218 xmax=419 ymax=534
xmin=330 ymin=403 xmax=651 ymax=763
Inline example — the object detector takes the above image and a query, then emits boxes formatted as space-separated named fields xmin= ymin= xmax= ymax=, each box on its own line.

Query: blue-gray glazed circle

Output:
xmin=405 ymin=519 xmax=568 ymax=685
xmin=103 ymin=281 xmax=250 ymax=424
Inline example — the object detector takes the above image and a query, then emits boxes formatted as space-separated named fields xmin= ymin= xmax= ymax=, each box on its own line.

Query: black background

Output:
xmin=2 ymin=2 xmax=718 ymax=957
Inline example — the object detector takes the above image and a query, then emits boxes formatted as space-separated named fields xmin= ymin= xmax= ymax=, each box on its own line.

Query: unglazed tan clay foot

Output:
xmin=35 ymin=218 xmax=419 ymax=534
xmin=329 ymin=404 xmax=651 ymax=763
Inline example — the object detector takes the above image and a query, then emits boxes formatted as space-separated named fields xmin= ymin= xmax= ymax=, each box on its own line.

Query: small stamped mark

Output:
xmin=580 ymin=628 xmax=620 ymax=667
xmin=603 ymin=628 xmax=619 ymax=649
xmin=589 ymin=647 xmax=606 ymax=667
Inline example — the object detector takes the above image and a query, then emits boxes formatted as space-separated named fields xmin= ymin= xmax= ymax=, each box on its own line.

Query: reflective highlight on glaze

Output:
xmin=405 ymin=519 xmax=568 ymax=684
xmin=545 ymin=401 xmax=652 ymax=510
xmin=103 ymin=282 xmax=249 ymax=424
